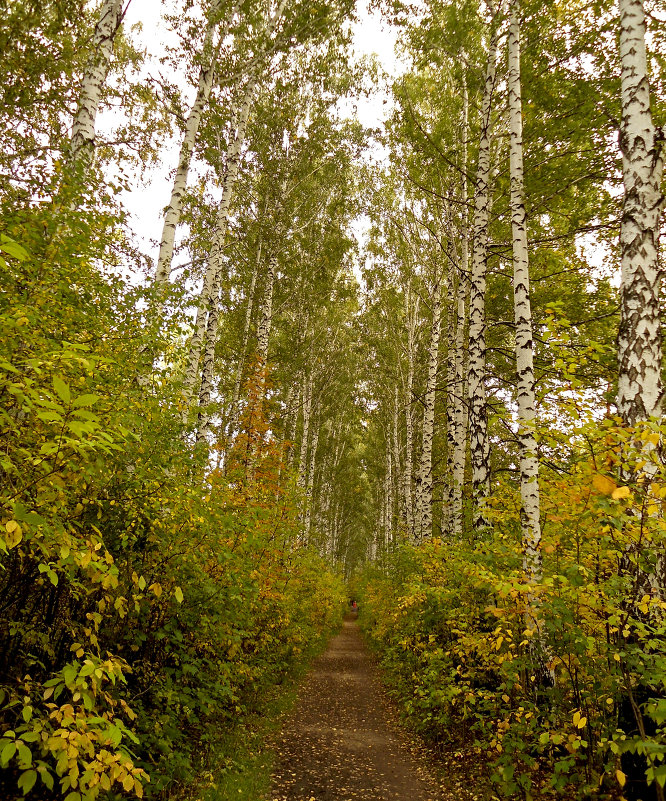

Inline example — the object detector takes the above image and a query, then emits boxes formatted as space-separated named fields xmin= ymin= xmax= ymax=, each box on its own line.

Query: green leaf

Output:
xmin=0 ymin=740 xmax=17 ymax=767
xmin=18 ymin=769 xmax=37 ymax=794
xmin=16 ymin=742 xmax=32 ymax=767
xmin=52 ymin=377 xmax=71 ymax=405
xmin=0 ymin=235 xmax=29 ymax=261
xmin=71 ymin=394 xmax=99 ymax=408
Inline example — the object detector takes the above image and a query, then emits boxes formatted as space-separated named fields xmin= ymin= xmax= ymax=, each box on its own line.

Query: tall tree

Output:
xmin=508 ymin=0 xmax=542 ymax=588
xmin=616 ymin=0 xmax=664 ymax=426
xmin=468 ymin=2 xmax=499 ymax=536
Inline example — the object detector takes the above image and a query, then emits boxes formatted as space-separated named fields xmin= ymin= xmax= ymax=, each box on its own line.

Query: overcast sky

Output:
xmin=113 ymin=0 xmax=403 ymax=263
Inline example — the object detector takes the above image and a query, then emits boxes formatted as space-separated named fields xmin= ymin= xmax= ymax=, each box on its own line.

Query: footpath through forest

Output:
xmin=269 ymin=616 xmax=481 ymax=801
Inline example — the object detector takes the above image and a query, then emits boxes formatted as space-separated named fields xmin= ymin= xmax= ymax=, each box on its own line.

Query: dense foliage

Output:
xmin=1 ymin=0 xmax=665 ymax=799
xmin=359 ymin=415 xmax=666 ymax=798
xmin=0 ymin=227 xmax=345 ymax=799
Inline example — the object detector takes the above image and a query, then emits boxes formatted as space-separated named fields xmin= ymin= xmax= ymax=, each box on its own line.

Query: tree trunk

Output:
xmin=297 ymin=373 xmax=313 ymax=491
xmin=468 ymin=10 xmax=499 ymax=536
xmin=228 ymin=236 xmax=262 ymax=440
xmin=186 ymin=75 xmax=257 ymax=433
xmin=69 ymin=0 xmax=124 ymax=172
xmin=445 ymin=228 xmax=458 ymax=535
xmin=154 ymin=3 xmax=228 ymax=286
xmin=403 ymin=285 xmax=418 ymax=535
xmin=617 ymin=0 xmax=664 ymax=426
xmin=452 ymin=80 xmax=470 ymax=540
xmin=185 ymin=0 xmax=287 ymax=433
xmin=392 ymin=385 xmax=401 ymax=537
xmin=414 ymin=275 xmax=442 ymax=542
xmin=304 ymin=418 xmax=319 ymax=542
xmin=256 ymin=254 xmax=276 ymax=370
xmin=508 ymin=0 xmax=542 ymax=588
xmin=386 ymin=426 xmax=394 ymax=547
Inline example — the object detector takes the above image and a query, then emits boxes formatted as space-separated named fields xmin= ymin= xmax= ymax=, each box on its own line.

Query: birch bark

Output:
xmin=617 ymin=0 xmax=664 ymax=426
xmin=508 ymin=0 xmax=542 ymax=587
xmin=392 ymin=385 xmax=402 ymax=535
xmin=185 ymin=0 xmax=287 ymax=432
xmin=403 ymin=285 xmax=418 ymax=535
xmin=228 ymin=237 xmax=261 ymax=438
xmin=445 ymin=227 xmax=458 ymax=535
xmin=468 ymin=10 xmax=499 ymax=536
xmin=414 ymin=275 xmax=442 ymax=542
xmin=154 ymin=3 xmax=229 ymax=286
xmin=386 ymin=429 xmax=394 ymax=546
xmin=297 ymin=373 xmax=313 ymax=491
xmin=69 ymin=0 xmax=124 ymax=172
xmin=452 ymin=81 xmax=470 ymax=540
xmin=304 ymin=418 xmax=319 ymax=542
xmin=256 ymin=254 xmax=276 ymax=371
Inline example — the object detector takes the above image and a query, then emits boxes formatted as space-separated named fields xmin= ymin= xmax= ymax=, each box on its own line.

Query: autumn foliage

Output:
xmin=0 ymin=231 xmax=345 ymax=800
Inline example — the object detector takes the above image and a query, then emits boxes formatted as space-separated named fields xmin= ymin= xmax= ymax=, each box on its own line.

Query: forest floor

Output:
xmin=268 ymin=614 xmax=491 ymax=801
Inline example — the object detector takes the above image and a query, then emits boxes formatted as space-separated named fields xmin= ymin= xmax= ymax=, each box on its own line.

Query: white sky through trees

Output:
xmin=114 ymin=0 xmax=403 ymax=266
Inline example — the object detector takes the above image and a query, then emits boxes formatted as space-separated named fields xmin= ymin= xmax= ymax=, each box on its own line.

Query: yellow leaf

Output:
xmin=593 ymin=473 xmax=617 ymax=495
xmin=573 ymin=711 xmax=581 ymax=727
xmin=5 ymin=521 xmax=22 ymax=548
xmin=616 ymin=769 xmax=626 ymax=788
xmin=612 ymin=486 xmax=631 ymax=500
xmin=577 ymin=716 xmax=587 ymax=729
xmin=174 ymin=587 xmax=184 ymax=604
xmin=149 ymin=583 xmax=162 ymax=598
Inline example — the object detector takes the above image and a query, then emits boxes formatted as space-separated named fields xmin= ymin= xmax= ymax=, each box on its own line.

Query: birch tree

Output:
xmin=68 ymin=0 xmax=124 ymax=173
xmin=414 ymin=271 xmax=442 ymax=542
xmin=468 ymin=6 xmax=499 ymax=536
xmin=616 ymin=0 xmax=664 ymax=427
xmin=451 ymin=81 xmax=470 ymax=540
xmin=508 ymin=0 xmax=542 ymax=588
xmin=154 ymin=0 xmax=232 ymax=286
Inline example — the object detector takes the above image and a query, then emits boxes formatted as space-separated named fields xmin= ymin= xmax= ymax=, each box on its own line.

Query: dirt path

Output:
xmin=269 ymin=615 xmax=455 ymax=801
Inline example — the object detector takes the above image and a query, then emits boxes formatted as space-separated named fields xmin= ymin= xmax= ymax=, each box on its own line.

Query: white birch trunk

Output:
xmin=186 ymin=76 xmax=257 ymax=430
xmin=228 ymin=237 xmax=261 ymax=438
xmin=304 ymin=421 xmax=319 ymax=542
xmin=617 ymin=0 xmax=664 ymax=426
xmin=155 ymin=4 xmax=227 ymax=286
xmin=69 ymin=0 xmax=123 ymax=171
xmin=452 ymin=81 xmax=470 ymax=540
xmin=185 ymin=0 xmax=287 ymax=430
xmin=256 ymin=254 xmax=276 ymax=368
xmin=468 ymin=14 xmax=498 ymax=536
xmin=392 ymin=386 xmax=402 ymax=537
xmin=508 ymin=0 xmax=542 ymax=588
xmin=414 ymin=276 xmax=442 ymax=542
xmin=297 ymin=373 xmax=313 ymax=491
xmin=386 ymin=430 xmax=394 ymax=546
xmin=403 ymin=286 xmax=418 ymax=535
xmin=444 ymin=237 xmax=458 ymax=535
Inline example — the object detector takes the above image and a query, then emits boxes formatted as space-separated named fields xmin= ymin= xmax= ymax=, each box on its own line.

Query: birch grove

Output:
xmin=8 ymin=0 xmax=666 ymax=793
xmin=154 ymin=1 xmax=229 ymax=286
